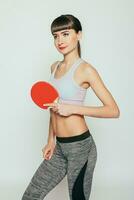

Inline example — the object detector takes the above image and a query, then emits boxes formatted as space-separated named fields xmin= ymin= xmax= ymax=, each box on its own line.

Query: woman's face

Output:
xmin=52 ymin=28 xmax=82 ymax=54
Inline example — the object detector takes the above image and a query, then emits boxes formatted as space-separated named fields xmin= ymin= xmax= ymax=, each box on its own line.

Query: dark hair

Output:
xmin=51 ymin=14 xmax=82 ymax=57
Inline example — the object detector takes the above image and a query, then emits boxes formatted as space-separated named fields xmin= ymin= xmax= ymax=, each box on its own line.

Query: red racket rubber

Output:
xmin=30 ymin=81 xmax=59 ymax=109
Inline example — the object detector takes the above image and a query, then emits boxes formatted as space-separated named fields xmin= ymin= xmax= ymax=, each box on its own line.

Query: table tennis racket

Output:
xmin=30 ymin=81 xmax=59 ymax=109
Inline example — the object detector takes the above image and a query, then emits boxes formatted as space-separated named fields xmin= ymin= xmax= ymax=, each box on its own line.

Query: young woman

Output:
xmin=22 ymin=14 xmax=120 ymax=200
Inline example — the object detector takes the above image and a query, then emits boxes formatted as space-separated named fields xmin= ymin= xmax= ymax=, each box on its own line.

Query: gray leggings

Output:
xmin=21 ymin=129 xmax=97 ymax=200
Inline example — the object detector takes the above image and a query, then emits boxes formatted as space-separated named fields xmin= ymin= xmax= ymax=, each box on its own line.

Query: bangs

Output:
xmin=51 ymin=16 xmax=74 ymax=34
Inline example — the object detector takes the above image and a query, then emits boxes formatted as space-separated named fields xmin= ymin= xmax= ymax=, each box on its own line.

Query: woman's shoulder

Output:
xmin=80 ymin=59 xmax=101 ymax=83
xmin=79 ymin=59 xmax=99 ymax=82
xmin=80 ymin=59 xmax=96 ymax=73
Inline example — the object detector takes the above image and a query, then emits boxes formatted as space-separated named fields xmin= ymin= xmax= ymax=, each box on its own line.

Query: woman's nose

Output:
xmin=57 ymin=36 xmax=64 ymax=45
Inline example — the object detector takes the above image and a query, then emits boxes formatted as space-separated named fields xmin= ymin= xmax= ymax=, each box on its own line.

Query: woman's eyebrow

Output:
xmin=52 ymin=30 xmax=70 ymax=36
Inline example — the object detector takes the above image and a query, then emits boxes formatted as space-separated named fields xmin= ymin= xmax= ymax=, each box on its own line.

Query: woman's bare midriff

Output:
xmin=51 ymin=110 xmax=89 ymax=137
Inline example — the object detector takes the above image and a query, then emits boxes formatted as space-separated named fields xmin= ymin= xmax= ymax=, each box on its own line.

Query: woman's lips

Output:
xmin=59 ymin=46 xmax=68 ymax=50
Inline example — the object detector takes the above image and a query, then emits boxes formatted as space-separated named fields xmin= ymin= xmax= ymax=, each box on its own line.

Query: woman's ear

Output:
xmin=77 ymin=31 xmax=82 ymax=41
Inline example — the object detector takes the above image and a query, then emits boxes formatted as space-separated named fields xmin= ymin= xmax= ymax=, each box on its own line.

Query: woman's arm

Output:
xmin=72 ymin=63 xmax=120 ymax=118
xmin=46 ymin=61 xmax=58 ymax=144
xmin=47 ymin=110 xmax=55 ymax=144
xmin=72 ymin=104 xmax=119 ymax=118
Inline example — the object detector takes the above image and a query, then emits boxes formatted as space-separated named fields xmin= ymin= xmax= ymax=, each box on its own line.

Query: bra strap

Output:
xmin=69 ymin=58 xmax=84 ymax=76
xmin=52 ymin=61 xmax=60 ymax=76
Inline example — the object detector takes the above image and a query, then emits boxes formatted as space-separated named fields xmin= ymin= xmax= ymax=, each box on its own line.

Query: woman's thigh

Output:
xmin=21 ymin=143 xmax=67 ymax=200
xmin=66 ymin=135 xmax=97 ymax=200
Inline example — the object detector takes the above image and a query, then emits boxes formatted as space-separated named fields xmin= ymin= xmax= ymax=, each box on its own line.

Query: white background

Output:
xmin=0 ymin=0 xmax=134 ymax=199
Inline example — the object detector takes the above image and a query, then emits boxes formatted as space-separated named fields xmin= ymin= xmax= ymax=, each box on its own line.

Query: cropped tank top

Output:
xmin=48 ymin=57 xmax=87 ymax=105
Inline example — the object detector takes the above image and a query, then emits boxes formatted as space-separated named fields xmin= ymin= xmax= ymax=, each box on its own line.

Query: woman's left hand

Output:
xmin=43 ymin=102 xmax=74 ymax=117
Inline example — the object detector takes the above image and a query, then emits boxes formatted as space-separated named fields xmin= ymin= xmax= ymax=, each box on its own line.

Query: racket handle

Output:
xmin=53 ymin=97 xmax=59 ymax=103
xmin=47 ymin=97 xmax=60 ymax=109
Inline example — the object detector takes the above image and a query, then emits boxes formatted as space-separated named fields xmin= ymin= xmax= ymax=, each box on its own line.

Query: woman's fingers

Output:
xmin=45 ymin=151 xmax=52 ymax=160
xmin=43 ymin=150 xmax=50 ymax=159
xmin=43 ymin=103 xmax=57 ymax=107
xmin=45 ymin=102 xmax=60 ymax=115
xmin=51 ymin=106 xmax=59 ymax=113
xmin=44 ymin=103 xmax=59 ymax=110
xmin=42 ymin=143 xmax=56 ymax=160
xmin=42 ymin=148 xmax=53 ymax=160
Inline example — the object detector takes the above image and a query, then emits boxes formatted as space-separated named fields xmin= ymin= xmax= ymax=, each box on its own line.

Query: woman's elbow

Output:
xmin=112 ymin=106 xmax=120 ymax=118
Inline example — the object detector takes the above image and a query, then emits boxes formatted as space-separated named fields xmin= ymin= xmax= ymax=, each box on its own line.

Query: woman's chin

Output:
xmin=60 ymin=48 xmax=74 ymax=55
xmin=59 ymin=50 xmax=69 ymax=55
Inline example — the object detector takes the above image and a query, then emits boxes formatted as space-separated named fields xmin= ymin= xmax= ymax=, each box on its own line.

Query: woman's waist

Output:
xmin=56 ymin=129 xmax=91 ymax=143
xmin=51 ymin=114 xmax=89 ymax=137
xmin=55 ymin=127 xmax=89 ymax=138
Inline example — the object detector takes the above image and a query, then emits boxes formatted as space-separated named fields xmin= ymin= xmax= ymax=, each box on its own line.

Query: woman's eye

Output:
xmin=63 ymin=33 xmax=69 ymax=36
xmin=53 ymin=33 xmax=69 ymax=39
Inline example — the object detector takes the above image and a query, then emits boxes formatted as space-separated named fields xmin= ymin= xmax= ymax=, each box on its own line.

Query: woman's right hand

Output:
xmin=42 ymin=142 xmax=56 ymax=160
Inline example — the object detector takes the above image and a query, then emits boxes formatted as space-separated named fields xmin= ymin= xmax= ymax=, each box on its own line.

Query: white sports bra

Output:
xmin=48 ymin=57 xmax=87 ymax=105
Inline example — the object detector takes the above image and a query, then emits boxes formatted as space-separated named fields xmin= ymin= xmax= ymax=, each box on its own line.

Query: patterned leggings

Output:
xmin=21 ymin=129 xmax=97 ymax=200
